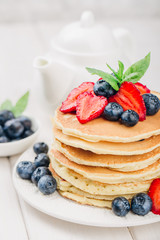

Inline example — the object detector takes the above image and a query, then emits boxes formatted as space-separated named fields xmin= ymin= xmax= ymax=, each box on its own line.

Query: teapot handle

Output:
xmin=113 ymin=28 xmax=135 ymax=62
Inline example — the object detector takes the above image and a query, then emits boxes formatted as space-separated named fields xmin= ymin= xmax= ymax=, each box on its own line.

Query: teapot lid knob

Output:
xmin=80 ymin=11 xmax=95 ymax=28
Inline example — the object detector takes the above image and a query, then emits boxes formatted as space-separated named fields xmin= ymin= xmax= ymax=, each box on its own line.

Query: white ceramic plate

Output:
xmin=0 ymin=113 xmax=40 ymax=157
xmin=13 ymin=148 xmax=160 ymax=227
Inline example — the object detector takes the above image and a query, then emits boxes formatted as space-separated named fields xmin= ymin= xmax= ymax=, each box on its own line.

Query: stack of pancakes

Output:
xmin=49 ymin=92 xmax=160 ymax=209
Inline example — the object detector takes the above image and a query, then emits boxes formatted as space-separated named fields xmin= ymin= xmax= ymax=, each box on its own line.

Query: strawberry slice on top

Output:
xmin=148 ymin=178 xmax=160 ymax=215
xmin=60 ymin=82 xmax=94 ymax=113
xmin=135 ymin=82 xmax=150 ymax=95
xmin=76 ymin=92 xmax=108 ymax=124
xmin=109 ymin=81 xmax=146 ymax=121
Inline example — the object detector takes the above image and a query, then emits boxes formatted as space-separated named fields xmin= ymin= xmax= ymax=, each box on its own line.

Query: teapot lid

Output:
xmin=51 ymin=11 xmax=118 ymax=55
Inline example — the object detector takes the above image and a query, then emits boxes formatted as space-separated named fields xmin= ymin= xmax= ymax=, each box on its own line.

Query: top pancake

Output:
xmin=54 ymin=91 xmax=160 ymax=143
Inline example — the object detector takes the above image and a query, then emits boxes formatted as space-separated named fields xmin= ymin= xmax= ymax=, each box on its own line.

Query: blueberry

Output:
xmin=103 ymin=102 xmax=123 ymax=121
xmin=0 ymin=125 xmax=4 ymax=137
xmin=143 ymin=93 xmax=160 ymax=116
xmin=0 ymin=136 xmax=9 ymax=143
xmin=17 ymin=116 xmax=32 ymax=130
xmin=93 ymin=79 xmax=117 ymax=98
xmin=112 ymin=197 xmax=130 ymax=217
xmin=34 ymin=153 xmax=50 ymax=167
xmin=33 ymin=142 xmax=49 ymax=154
xmin=31 ymin=166 xmax=51 ymax=186
xmin=120 ymin=110 xmax=139 ymax=127
xmin=131 ymin=193 xmax=152 ymax=216
xmin=4 ymin=119 xmax=24 ymax=139
xmin=16 ymin=161 xmax=36 ymax=179
xmin=0 ymin=110 xmax=15 ymax=126
xmin=23 ymin=130 xmax=34 ymax=138
xmin=38 ymin=175 xmax=57 ymax=195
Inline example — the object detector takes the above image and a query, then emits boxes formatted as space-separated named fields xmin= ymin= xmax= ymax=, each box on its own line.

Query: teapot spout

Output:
xmin=33 ymin=56 xmax=52 ymax=73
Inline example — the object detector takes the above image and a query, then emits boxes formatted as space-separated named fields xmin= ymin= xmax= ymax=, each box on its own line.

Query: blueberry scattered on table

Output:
xmin=143 ymin=93 xmax=160 ymax=116
xmin=103 ymin=102 xmax=123 ymax=121
xmin=0 ymin=125 xmax=4 ymax=137
xmin=34 ymin=153 xmax=50 ymax=167
xmin=33 ymin=142 xmax=49 ymax=155
xmin=131 ymin=193 xmax=152 ymax=216
xmin=112 ymin=197 xmax=130 ymax=217
xmin=120 ymin=110 xmax=139 ymax=127
xmin=31 ymin=166 xmax=51 ymax=186
xmin=93 ymin=79 xmax=117 ymax=98
xmin=38 ymin=175 xmax=57 ymax=195
xmin=16 ymin=161 xmax=36 ymax=179
xmin=0 ymin=110 xmax=15 ymax=126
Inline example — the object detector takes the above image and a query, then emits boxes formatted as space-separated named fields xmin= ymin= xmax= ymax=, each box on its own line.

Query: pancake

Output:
xmin=49 ymin=164 xmax=136 ymax=201
xmin=55 ymin=140 xmax=160 ymax=171
xmin=50 ymin=148 xmax=160 ymax=184
xmin=54 ymin=91 xmax=160 ymax=143
xmin=50 ymin=156 xmax=152 ymax=195
xmin=54 ymin=127 xmax=160 ymax=155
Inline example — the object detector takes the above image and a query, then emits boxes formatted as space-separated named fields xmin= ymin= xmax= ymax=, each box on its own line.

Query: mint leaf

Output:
xmin=106 ymin=64 xmax=121 ymax=81
xmin=12 ymin=91 xmax=29 ymax=117
xmin=123 ymin=52 xmax=150 ymax=83
xmin=122 ymin=72 xmax=139 ymax=83
xmin=0 ymin=100 xmax=13 ymax=111
xmin=117 ymin=61 xmax=124 ymax=79
xmin=86 ymin=67 xmax=120 ymax=91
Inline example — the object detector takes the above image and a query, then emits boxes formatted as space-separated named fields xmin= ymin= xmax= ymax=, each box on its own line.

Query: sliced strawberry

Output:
xmin=148 ymin=179 xmax=160 ymax=215
xmin=135 ymin=82 xmax=150 ymax=95
xmin=109 ymin=81 xmax=146 ymax=121
xmin=76 ymin=92 xmax=108 ymax=124
xmin=60 ymin=82 xmax=94 ymax=113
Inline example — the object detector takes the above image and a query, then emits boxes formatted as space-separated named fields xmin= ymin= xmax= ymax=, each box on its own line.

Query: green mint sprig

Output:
xmin=86 ymin=52 xmax=150 ymax=91
xmin=0 ymin=91 xmax=29 ymax=117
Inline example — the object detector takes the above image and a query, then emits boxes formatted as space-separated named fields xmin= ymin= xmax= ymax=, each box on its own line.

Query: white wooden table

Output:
xmin=0 ymin=19 xmax=160 ymax=240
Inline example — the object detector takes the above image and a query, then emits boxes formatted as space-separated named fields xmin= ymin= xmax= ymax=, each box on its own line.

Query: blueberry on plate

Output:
xmin=131 ymin=193 xmax=152 ymax=216
xmin=34 ymin=153 xmax=50 ymax=167
xmin=120 ymin=110 xmax=139 ymax=127
xmin=33 ymin=142 xmax=49 ymax=154
xmin=4 ymin=119 xmax=24 ymax=139
xmin=0 ymin=110 xmax=15 ymax=126
xmin=38 ymin=175 xmax=57 ymax=195
xmin=16 ymin=161 xmax=36 ymax=179
xmin=31 ymin=166 xmax=51 ymax=186
xmin=0 ymin=136 xmax=9 ymax=143
xmin=103 ymin=102 xmax=123 ymax=121
xmin=23 ymin=129 xmax=34 ymax=138
xmin=143 ymin=93 xmax=160 ymax=116
xmin=93 ymin=79 xmax=117 ymax=98
xmin=112 ymin=197 xmax=130 ymax=217
xmin=17 ymin=116 xmax=32 ymax=130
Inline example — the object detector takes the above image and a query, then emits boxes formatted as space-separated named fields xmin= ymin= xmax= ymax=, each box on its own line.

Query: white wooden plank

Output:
xmin=130 ymin=222 xmax=160 ymax=240
xmin=0 ymin=157 xmax=28 ymax=240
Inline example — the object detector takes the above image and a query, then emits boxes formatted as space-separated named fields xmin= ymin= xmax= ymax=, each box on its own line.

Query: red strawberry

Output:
xmin=109 ymin=82 xmax=146 ymax=121
xmin=135 ymin=82 xmax=150 ymax=95
xmin=148 ymin=178 xmax=160 ymax=215
xmin=76 ymin=92 xmax=108 ymax=124
xmin=60 ymin=82 xmax=94 ymax=113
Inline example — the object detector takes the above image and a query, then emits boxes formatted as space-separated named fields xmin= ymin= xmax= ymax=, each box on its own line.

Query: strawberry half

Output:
xmin=148 ymin=179 xmax=160 ymax=215
xmin=60 ymin=82 xmax=94 ymax=113
xmin=135 ymin=82 xmax=150 ymax=95
xmin=109 ymin=81 xmax=146 ymax=121
xmin=76 ymin=92 xmax=108 ymax=124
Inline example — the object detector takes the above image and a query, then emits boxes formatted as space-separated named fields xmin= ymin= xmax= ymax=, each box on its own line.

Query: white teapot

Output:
xmin=33 ymin=11 xmax=134 ymax=107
